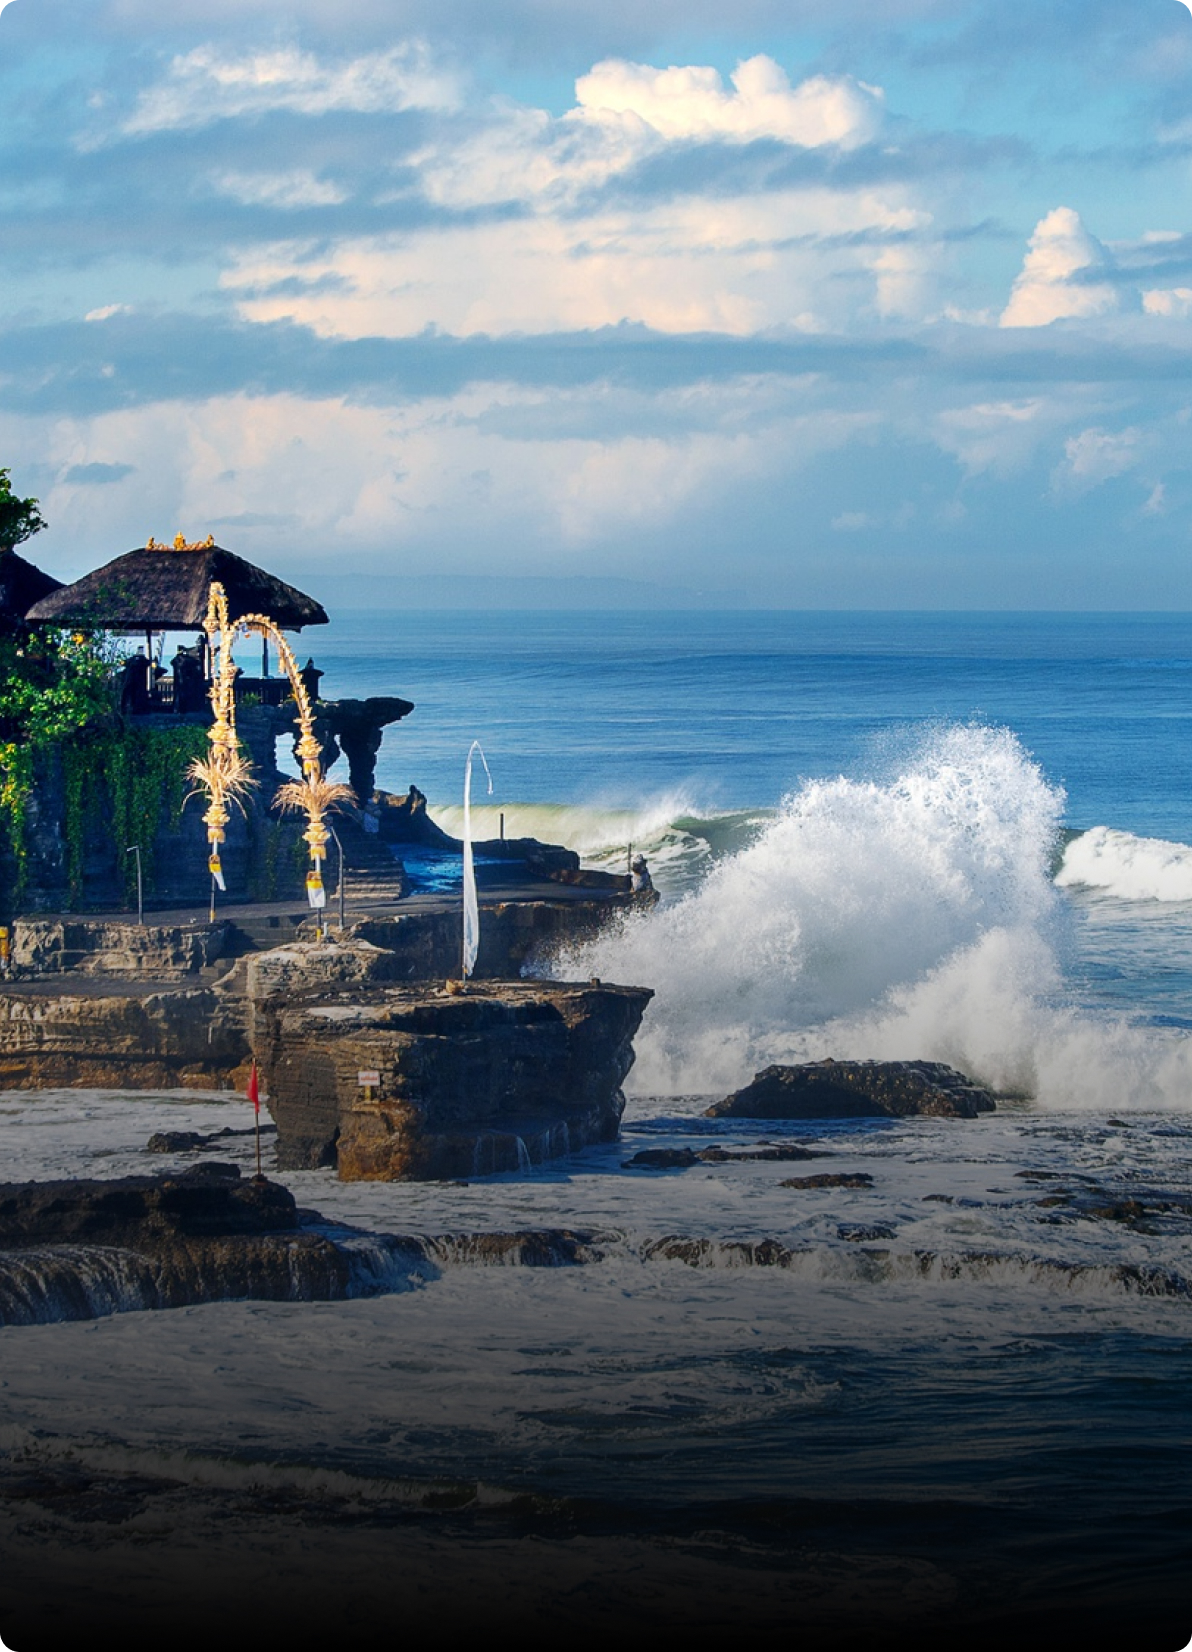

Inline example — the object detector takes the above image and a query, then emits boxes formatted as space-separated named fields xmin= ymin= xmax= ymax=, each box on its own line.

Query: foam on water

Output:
xmin=1057 ymin=825 xmax=1192 ymax=902
xmin=563 ymin=724 xmax=1192 ymax=1108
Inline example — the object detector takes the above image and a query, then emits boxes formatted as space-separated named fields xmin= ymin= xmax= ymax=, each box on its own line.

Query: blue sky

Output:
xmin=2 ymin=0 xmax=1192 ymax=606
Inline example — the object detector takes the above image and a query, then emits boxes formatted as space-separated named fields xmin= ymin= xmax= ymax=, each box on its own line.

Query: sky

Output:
xmin=2 ymin=0 xmax=1192 ymax=607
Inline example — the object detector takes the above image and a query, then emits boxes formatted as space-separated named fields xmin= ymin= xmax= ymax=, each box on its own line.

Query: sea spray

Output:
xmin=565 ymin=725 xmax=1192 ymax=1109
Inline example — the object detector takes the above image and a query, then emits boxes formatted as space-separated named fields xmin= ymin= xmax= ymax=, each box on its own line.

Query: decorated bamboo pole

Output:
xmin=188 ymin=581 xmax=353 ymax=912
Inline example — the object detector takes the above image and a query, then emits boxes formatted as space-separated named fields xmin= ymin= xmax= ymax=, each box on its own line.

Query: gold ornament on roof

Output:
xmin=145 ymin=534 xmax=215 ymax=552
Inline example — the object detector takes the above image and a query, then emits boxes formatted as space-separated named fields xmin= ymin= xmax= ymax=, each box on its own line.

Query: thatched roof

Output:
xmin=0 ymin=549 xmax=64 ymax=624
xmin=25 ymin=537 xmax=329 ymax=631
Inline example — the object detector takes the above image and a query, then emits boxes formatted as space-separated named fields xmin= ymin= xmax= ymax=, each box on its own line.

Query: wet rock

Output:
xmin=623 ymin=1148 xmax=699 ymax=1170
xmin=0 ymin=1163 xmax=298 ymax=1248
xmin=0 ymin=1165 xmax=344 ymax=1326
xmin=145 ymin=1124 xmax=278 ymax=1154
xmin=780 ymin=1173 xmax=874 ymax=1190
xmin=145 ymin=1131 xmax=208 ymax=1153
xmin=709 ymin=1060 xmax=996 ymax=1121
xmin=696 ymin=1144 xmax=821 ymax=1163
xmin=837 ymin=1223 xmax=895 ymax=1242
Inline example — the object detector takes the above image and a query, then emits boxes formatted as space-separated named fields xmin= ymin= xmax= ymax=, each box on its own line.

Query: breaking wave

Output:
xmin=1057 ymin=825 xmax=1192 ymax=902
xmin=559 ymin=724 xmax=1192 ymax=1109
xmin=426 ymin=795 xmax=769 ymax=897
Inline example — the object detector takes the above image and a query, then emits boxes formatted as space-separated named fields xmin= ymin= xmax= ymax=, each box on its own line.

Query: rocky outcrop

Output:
xmin=12 ymin=918 xmax=229 ymax=979
xmin=253 ymin=978 xmax=653 ymax=1178
xmin=708 ymin=1060 xmax=997 ymax=1121
xmin=0 ymin=984 xmax=250 ymax=1090
xmin=0 ymin=1161 xmax=297 ymax=1246
xmin=375 ymin=785 xmax=581 ymax=875
xmin=350 ymin=893 xmax=641 ymax=980
xmin=0 ymin=1164 xmax=351 ymax=1327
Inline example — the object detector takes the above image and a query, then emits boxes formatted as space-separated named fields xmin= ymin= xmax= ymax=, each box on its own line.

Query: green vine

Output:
xmin=60 ymin=723 xmax=210 ymax=901
xmin=0 ymin=628 xmax=117 ymax=899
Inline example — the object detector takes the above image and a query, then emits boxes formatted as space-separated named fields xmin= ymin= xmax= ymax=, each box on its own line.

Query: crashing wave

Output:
xmin=1057 ymin=825 xmax=1192 ymax=902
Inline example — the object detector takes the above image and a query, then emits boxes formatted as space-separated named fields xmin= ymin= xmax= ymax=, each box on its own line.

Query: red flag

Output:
xmin=247 ymin=1060 xmax=260 ymax=1115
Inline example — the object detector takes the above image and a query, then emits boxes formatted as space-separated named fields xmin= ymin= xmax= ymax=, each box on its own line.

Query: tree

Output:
xmin=0 ymin=467 xmax=46 ymax=551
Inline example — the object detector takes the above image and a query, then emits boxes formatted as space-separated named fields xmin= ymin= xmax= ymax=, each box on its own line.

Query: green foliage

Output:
xmin=61 ymin=724 xmax=210 ymax=901
xmin=0 ymin=468 xmax=46 ymax=551
xmin=0 ymin=629 xmax=118 ymax=892
xmin=0 ymin=629 xmax=211 ymax=905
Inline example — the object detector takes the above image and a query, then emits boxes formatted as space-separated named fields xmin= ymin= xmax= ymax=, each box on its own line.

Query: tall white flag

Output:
xmin=462 ymin=740 xmax=493 ymax=978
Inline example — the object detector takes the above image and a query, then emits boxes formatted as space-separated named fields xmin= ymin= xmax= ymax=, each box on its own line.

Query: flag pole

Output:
xmin=248 ymin=1059 xmax=263 ymax=1182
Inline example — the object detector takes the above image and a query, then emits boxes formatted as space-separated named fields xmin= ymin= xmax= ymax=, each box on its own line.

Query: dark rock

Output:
xmin=1087 ymin=1198 xmax=1148 ymax=1223
xmin=708 ymin=1059 xmax=996 ymax=1121
xmin=779 ymin=1173 xmax=874 ymax=1190
xmin=837 ymin=1223 xmax=895 ymax=1242
xmin=696 ymin=1144 xmax=820 ymax=1163
xmin=623 ymin=1148 xmax=699 ymax=1170
xmin=145 ymin=1130 xmax=208 ymax=1153
xmin=145 ymin=1124 xmax=277 ymax=1154
xmin=0 ymin=1164 xmax=298 ymax=1248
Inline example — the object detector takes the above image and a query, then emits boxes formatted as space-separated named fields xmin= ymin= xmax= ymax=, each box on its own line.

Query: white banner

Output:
xmin=462 ymin=739 xmax=493 ymax=978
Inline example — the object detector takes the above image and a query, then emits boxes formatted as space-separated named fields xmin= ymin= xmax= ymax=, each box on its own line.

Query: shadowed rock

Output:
xmin=708 ymin=1060 xmax=996 ymax=1121
xmin=780 ymin=1173 xmax=874 ymax=1190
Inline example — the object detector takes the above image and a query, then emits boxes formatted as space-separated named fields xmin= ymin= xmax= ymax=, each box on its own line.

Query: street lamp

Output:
xmin=126 ymin=845 xmax=144 ymax=925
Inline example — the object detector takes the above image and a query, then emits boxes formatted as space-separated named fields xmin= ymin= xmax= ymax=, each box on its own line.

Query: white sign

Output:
xmin=357 ymin=1070 xmax=381 ymax=1087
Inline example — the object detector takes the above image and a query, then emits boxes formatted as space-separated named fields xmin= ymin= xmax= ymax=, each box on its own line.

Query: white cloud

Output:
xmin=571 ymin=55 xmax=883 ymax=149
xmin=1000 ymin=207 xmax=1119 ymax=328
xmin=84 ymin=303 xmax=131 ymax=322
xmin=413 ymin=57 xmax=884 ymax=216
xmin=935 ymin=398 xmax=1047 ymax=476
xmin=1055 ymin=425 xmax=1141 ymax=492
xmin=212 ymin=170 xmax=348 ymax=208
xmin=223 ymin=184 xmax=931 ymax=338
xmin=121 ymin=42 xmax=460 ymax=136
xmin=1143 ymin=286 xmax=1192 ymax=317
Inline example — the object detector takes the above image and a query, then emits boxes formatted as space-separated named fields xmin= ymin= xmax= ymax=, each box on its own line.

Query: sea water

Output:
xmin=3 ymin=611 xmax=1192 ymax=1640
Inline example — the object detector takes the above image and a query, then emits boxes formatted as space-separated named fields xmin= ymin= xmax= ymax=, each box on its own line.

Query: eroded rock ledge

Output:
xmin=708 ymin=1060 xmax=997 ymax=1121
xmin=253 ymin=977 xmax=653 ymax=1178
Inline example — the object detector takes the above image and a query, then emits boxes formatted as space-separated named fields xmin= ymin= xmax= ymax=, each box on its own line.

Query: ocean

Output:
xmin=3 ymin=611 xmax=1192 ymax=1645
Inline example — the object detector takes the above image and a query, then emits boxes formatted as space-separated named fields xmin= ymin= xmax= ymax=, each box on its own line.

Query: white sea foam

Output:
xmin=562 ymin=724 xmax=1192 ymax=1108
xmin=1057 ymin=825 xmax=1192 ymax=902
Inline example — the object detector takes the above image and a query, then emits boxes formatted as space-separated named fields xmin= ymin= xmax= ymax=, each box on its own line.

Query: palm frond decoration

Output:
xmin=185 ymin=747 xmax=258 ymax=815
xmin=275 ymin=773 xmax=356 ymax=862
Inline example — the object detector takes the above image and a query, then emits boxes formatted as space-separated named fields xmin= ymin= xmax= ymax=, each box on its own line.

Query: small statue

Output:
xmin=630 ymin=853 xmax=654 ymax=894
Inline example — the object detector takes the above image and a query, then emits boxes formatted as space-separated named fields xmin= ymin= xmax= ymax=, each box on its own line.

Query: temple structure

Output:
xmin=7 ymin=534 xmax=414 ymax=913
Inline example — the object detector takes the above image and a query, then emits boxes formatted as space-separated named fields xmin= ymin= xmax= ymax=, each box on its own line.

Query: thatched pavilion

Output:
xmin=27 ymin=534 xmax=327 ymax=634
xmin=27 ymin=534 xmax=329 ymax=711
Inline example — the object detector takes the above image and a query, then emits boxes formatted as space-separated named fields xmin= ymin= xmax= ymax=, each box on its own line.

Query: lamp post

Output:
xmin=126 ymin=845 xmax=144 ymax=925
xmin=326 ymin=822 xmax=346 ymax=933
